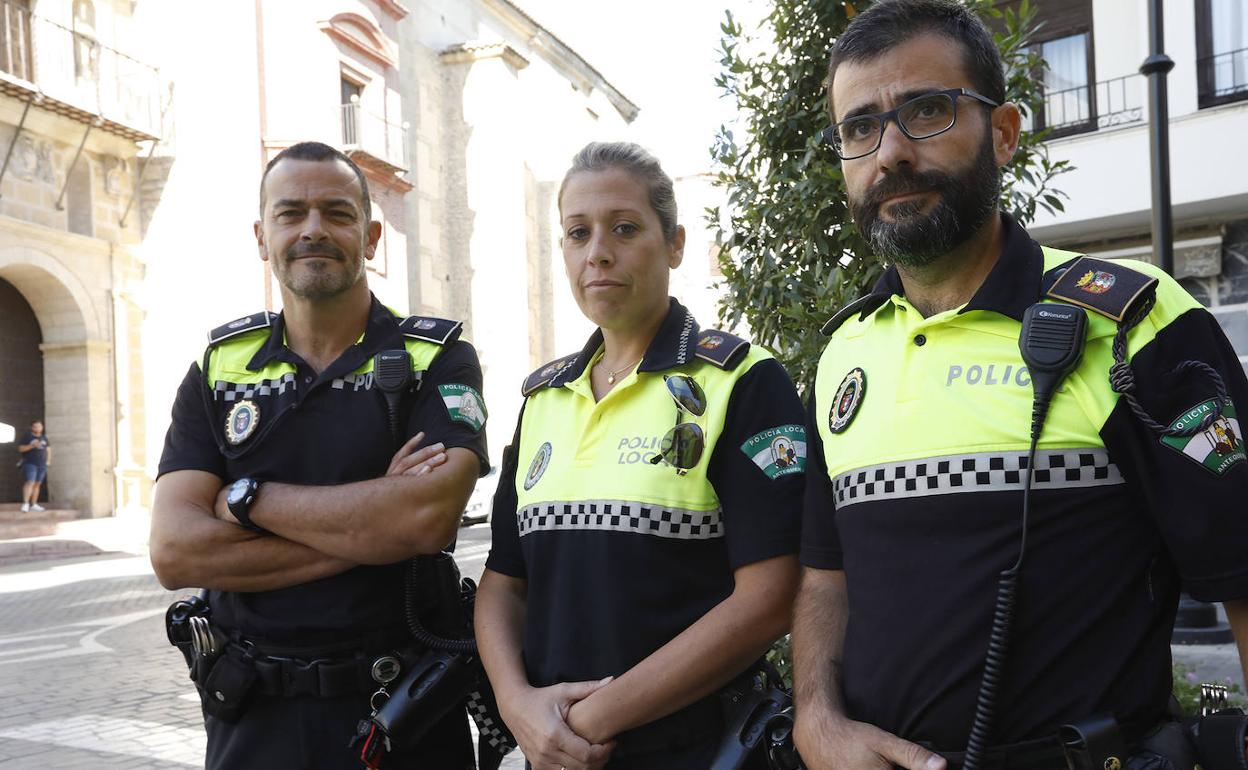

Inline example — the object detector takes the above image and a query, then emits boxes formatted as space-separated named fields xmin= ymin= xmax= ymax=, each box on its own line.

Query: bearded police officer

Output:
xmin=151 ymin=142 xmax=487 ymax=769
xmin=792 ymin=3 xmax=1248 ymax=770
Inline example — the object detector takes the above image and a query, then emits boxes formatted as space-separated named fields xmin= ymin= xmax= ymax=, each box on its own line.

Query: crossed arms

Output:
xmin=150 ymin=433 xmax=478 ymax=592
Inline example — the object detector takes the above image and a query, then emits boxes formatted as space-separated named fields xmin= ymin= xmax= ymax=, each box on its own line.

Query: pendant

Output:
xmin=607 ymin=374 xmax=616 ymax=384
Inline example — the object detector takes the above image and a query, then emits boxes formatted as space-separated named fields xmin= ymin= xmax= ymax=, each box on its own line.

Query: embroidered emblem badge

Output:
xmin=524 ymin=442 xmax=552 ymax=491
xmin=438 ymin=384 xmax=487 ymax=431
xmin=416 ymin=318 xmax=438 ymax=330
xmin=1075 ymin=269 xmax=1116 ymax=295
xmin=225 ymin=400 xmax=260 ymax=445
xmin=1160 ymin=400 xmax=1245 ymax=476
xmin=829 ymin=368 xmax=866 ymax=434
xmin=227 ymin=316 xmax=253 ymax=330
xmin=741 ymin=425 xmax=807 ymax=479
xmin=540 ymin=359 xmax=570 ymax=379
xmin=700 ymin=335 xmax=725 ymax=350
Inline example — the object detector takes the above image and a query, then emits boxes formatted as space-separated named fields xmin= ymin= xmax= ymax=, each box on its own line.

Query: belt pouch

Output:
xmin=200 ymin=653 xmax=259 ymax=724
xmin=1188 ymin=711 xmax=1248 ymax=770
xmin=1061 ymin=714 xmax=1128 ymax=770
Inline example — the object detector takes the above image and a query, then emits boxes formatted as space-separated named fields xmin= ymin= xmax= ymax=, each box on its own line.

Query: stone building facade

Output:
xmin=1 ymin=0 xmax=641 ymax=514
xmin=1 ymin=0 xmax=161 ymax=515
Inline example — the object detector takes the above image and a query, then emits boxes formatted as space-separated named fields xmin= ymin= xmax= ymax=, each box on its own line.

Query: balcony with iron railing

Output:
xmin=340 ymin=100 xmax=408 ymax=175
xmin=1033 ymin=73 xmax=1146 ymax=140
xmin=0 ymin=0 xmax=162 ymax=141
xmin=1198 ymin=46 xmax=1248 ymax=109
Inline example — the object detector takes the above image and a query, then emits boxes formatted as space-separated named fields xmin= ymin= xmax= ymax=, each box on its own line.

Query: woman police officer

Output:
xmin=475 ymin=142 xmax=805 ymax=770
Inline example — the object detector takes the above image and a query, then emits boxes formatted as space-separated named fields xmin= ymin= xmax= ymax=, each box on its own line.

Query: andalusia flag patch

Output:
xmin=439 ymin=384 xmax=487 ymax=431
xmin=741 ymin=425 xmax=807 ymax=479
xmin=1160 ymin=400 xmax=1245 ymax=476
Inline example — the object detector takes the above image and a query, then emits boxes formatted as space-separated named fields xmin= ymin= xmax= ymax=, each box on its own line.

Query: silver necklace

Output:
xmin=601 ymin=357 xmax=642 ymax=385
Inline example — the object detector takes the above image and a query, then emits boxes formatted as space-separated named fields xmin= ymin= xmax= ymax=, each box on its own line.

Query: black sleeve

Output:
xmin=407 ymin=340 xmax=490 ymax=476
xmin=1101 ymin=306 xmax=1248 ymax=601
xmin=799 ymin=389 xmax=843 ymax=569
xmin=157 ymin=361 xmax=227 ymax=480
xmin=706 ymin=358 xmax=805 ymax=569
xmin=484 ymin=403 xmax=526 ymax=579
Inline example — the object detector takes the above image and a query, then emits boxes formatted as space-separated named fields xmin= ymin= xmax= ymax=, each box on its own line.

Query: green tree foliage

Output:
xmin=710 ymin=0 xmax=1070 ymax=392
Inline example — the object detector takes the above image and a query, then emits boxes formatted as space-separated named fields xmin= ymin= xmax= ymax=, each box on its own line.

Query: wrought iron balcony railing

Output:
xmin=1035 ymin=73 xmax=1146 ymax=139
xmin=1198 ymin=46 xmax=1248 ymax=109
xmin=341 ymin=101 xmax=408 ymax=173
xmin=0 ymin=0 xmax=162 ymax=140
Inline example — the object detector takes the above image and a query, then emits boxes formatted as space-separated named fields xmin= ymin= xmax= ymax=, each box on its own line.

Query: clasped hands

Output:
xmin=497 ymin=677 xmax=616 ymax=770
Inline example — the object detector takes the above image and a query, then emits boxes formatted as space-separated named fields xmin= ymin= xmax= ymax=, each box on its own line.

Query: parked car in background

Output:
xmin=462 ymin=465 xmax=500 ymax=526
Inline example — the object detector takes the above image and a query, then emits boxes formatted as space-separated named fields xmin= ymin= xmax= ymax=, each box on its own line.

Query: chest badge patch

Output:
xmin=829 ymin=368 xmax=866 ymax=434
xmin=524 ymin=442 xmax=552 ymax=491
xmin=439 ymin=384 xmax=487 ymax=432
xmin=225 ymin=400 xmax=260 ymax=445
xmin=741 ymin=425 xmax=807 ymax=479
xmin=1160 ymin=400 xmax=1245 ymax=476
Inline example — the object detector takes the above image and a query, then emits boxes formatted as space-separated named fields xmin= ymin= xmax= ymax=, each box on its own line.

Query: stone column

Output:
xmin=40 ymin=339 xmax=115 ymax=516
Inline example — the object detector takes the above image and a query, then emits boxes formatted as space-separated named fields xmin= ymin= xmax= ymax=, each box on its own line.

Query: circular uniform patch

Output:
xmin=523 ymin=442 xmax=552 ymax=491
xmin=829 ymin=368 xmax=866 ymax=434
xmin=225 ymin=400 xmax=260 ymax=445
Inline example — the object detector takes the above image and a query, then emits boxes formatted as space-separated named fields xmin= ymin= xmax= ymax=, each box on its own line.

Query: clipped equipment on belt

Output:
xmin=353 ymin=350 xmax=517 ymax=770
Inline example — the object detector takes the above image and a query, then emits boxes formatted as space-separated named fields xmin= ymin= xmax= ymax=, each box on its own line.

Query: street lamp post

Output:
xmin=1140 ymin=0 xmax=1175 ymax=276
xmin=1141 ymin=0 xmax=1234 ymax=647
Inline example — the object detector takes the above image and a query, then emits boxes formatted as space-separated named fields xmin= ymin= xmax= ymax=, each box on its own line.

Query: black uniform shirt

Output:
xmin=158 ymin=295 xmax=487 ymax=645
xmin=802 ymin=215 xmax=1248 ymax=749
xmin=487 ymin=300 xmax=805 ymax=686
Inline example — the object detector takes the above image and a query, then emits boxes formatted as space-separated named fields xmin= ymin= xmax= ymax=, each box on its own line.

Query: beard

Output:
xmin=851 ymin=136 xmax=1001 ymax=268
xmin=273 ymin=240 xmax=365 ymax=300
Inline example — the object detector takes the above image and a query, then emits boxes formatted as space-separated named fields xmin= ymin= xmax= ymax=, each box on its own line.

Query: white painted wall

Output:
xmin=1028 ymin=0 xmax=1246 ymax=244
xmin=134 ymin=0 xmax=412 ymax=475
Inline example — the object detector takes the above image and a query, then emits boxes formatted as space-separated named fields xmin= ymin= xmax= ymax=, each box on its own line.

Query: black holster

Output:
xmin=1186 ymin=710 xmax=1248 ymax=770
xmin=711 ymin=663 xmax=795 ymax=770
xmin=371 ymin=648 xmax=477 ymax=748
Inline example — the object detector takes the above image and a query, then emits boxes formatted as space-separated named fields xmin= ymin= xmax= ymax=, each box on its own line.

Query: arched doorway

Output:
xmin=0 ymin=277 xmax=46 ymax=503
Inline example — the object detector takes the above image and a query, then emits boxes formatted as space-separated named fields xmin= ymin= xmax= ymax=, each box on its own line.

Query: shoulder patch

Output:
xmin=694 ymin=329 xmax=749 ymax=370
xmin=821 ymin=293 xmax=890 ymax=336
xmin=208 ymin=311 xmax=277 ymax=346
xmin=399 ymin=315 xmax=463 ymax=345
xmin=1045 ymin=256 xmax=1159 ymax=323
xmin=522 ymin=352 xmax=580 ymax=397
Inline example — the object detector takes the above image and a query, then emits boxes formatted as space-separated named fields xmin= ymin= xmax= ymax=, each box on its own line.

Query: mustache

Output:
xmin=860 ymin=168 xmax=957 ymax=212
xmin=284 ymin=242 xmax=346 ymax=260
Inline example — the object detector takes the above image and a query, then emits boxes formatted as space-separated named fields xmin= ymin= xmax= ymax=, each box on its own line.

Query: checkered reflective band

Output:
xmin=517 ymin=499 xmax=724 ymax=540
xmin=331 ymin=372 xmax=374 ymax=391
xmin=466 ymin=690 xmax=516 ymax=753
xmin=213 ymin=373 xmax=297 ymax=402
xmin=833 ymin=448 xmax=1123 ymax=508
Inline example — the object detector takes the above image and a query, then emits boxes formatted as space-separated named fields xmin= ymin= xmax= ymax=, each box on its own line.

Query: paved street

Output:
xmin=0 ymin=523 xmax=524 ymax=769
xmin=1 ymin=516 xmax=1243 ymax=769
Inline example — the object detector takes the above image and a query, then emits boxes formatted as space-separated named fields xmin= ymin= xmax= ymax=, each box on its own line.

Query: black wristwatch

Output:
xmin=226 ymin=478 xmax=265 ymax=533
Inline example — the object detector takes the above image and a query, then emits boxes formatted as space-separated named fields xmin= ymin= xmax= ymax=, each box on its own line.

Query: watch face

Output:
xmin=227 ymin=478 xmax=251 ymax=507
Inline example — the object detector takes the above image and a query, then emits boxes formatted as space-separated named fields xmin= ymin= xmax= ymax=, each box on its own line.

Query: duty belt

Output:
xmin=220 ymin=634 xmax=419 ymax=700
xmin=928 ymin=736 xmax=1070 ymax=770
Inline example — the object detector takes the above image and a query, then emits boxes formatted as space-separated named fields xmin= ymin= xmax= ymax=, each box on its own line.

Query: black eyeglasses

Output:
xmin=822 ymin=88 xmax=1001 ymax=160
xmin=649 ymin=375 xmax=707 ymax=475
